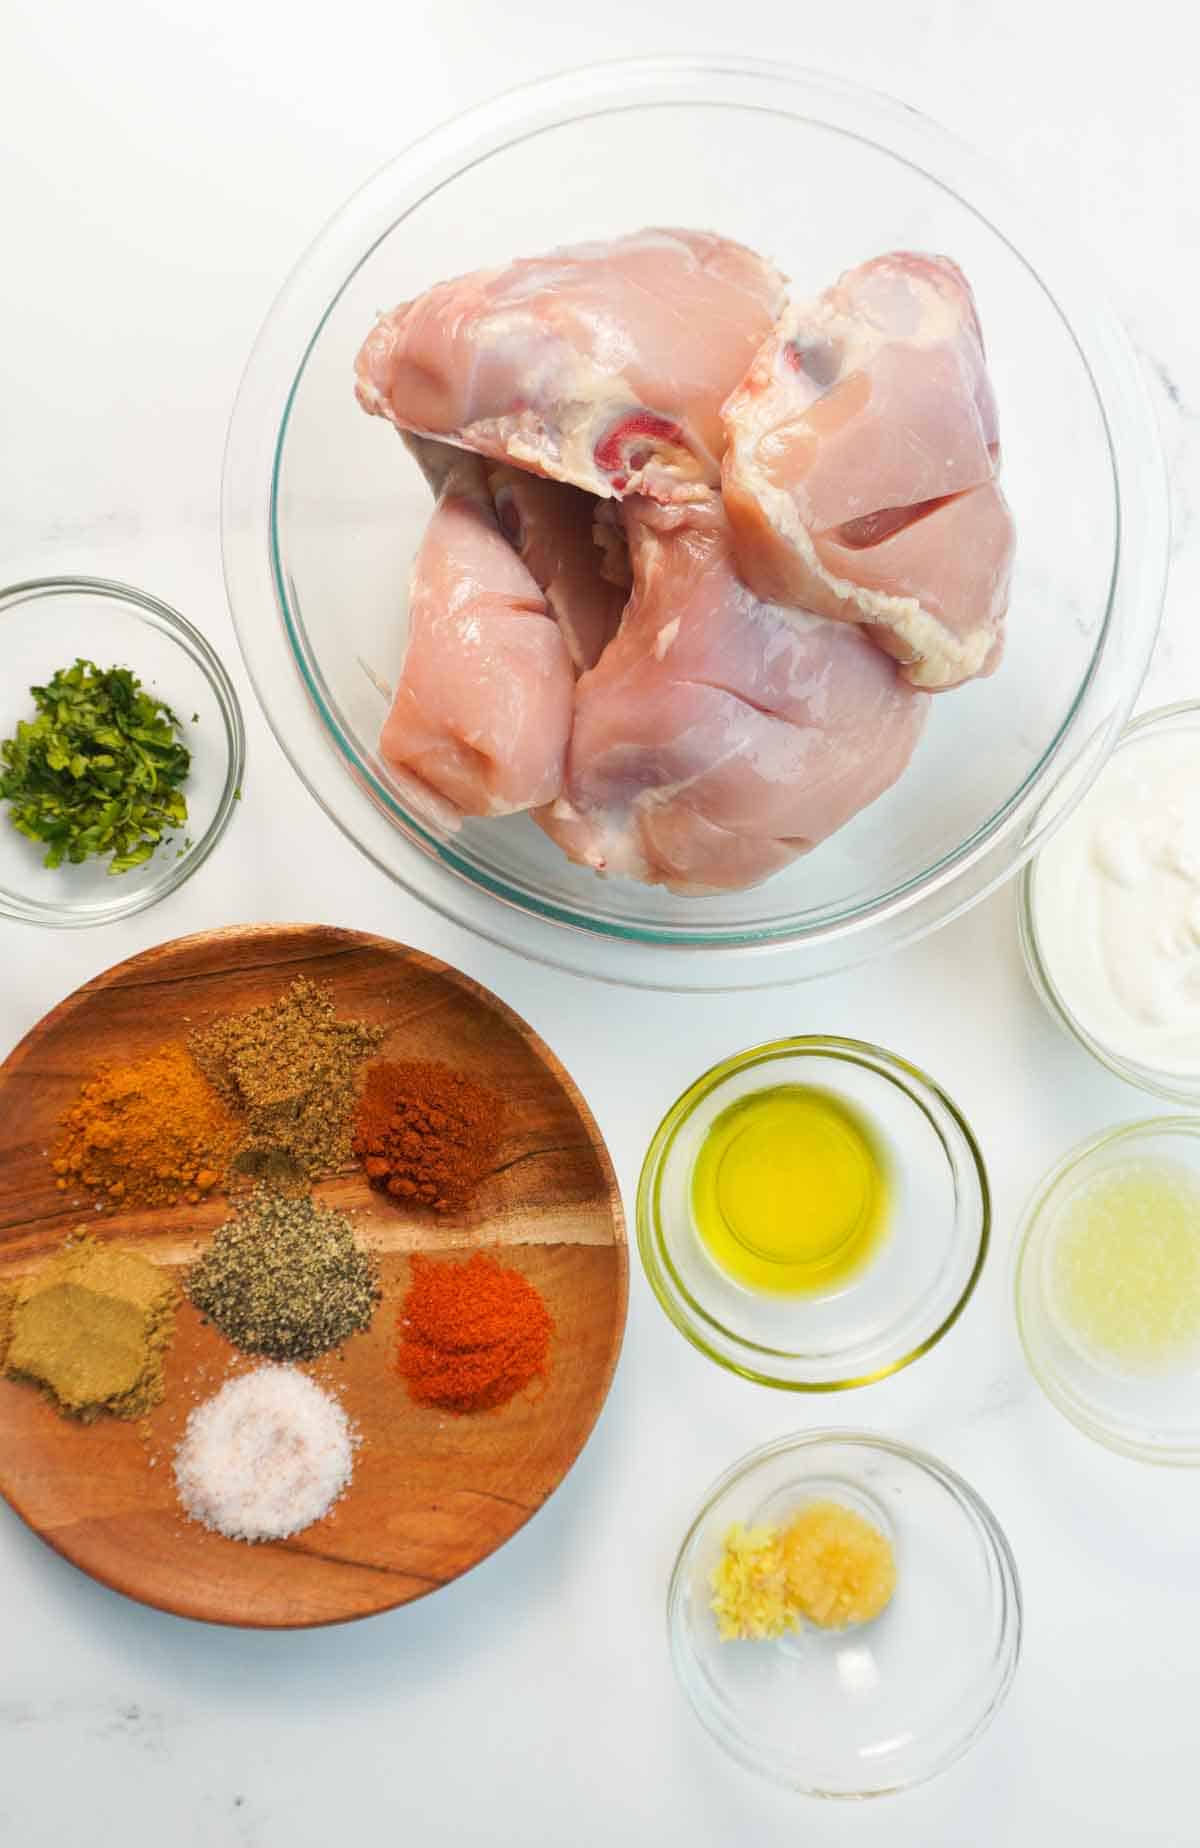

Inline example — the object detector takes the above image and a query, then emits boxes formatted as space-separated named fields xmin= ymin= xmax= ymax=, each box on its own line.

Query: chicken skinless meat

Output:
xmin=534 ymin=495 xmax=927 ymax=896
xmin=355 ymin=229 xmax=785 ymax=503
xmin=721 ymin=252 xmax=1015 ymax=691
xmin=379 ymin=450 xmax=574 ymax=822
xmin=486 ymin=465 xmax=625 ymax=672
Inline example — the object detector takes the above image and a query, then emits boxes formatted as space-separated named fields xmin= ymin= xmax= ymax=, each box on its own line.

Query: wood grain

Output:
xmin=0 ymin=924 xmax=627 ymax=1627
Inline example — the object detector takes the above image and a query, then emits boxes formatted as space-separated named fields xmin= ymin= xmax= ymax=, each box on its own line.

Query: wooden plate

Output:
xmin=0 ymin=924 xmax=627 ymax=1627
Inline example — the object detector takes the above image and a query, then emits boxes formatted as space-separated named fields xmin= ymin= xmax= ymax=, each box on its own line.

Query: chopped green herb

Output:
xmin=0 ymin=659 xmax=192 ymax=875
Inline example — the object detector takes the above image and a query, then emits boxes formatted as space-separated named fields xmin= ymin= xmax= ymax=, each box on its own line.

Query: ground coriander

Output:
xmin=0 ymin=1284 xmax=15 ymax=1370
xmin=1 ymin=1234 xmax=177 ymax=1422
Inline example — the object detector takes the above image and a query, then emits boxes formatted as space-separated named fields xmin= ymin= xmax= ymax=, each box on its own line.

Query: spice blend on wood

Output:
xmin=190 ymin=977 xmax=384 ymax=1182
xmin=52 ymin=1042 xmax=238 ymax=1209
xmin=186 ymin=1189 xmax=380 ymax=1362
xmin=1 ymin=1234 xmax=176 ymax=1421
xmin=354 ymin=1060 xmax=503 ymax=1211
xmin=396 ymin=1251 xmax=553 ymax=1413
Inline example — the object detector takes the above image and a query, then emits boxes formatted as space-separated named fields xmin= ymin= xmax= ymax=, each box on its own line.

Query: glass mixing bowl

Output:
xmin=222 ymin=58 xmax=1167 ymax=990
xmin=668 ymin=1432 xmax=1022 ymax=1795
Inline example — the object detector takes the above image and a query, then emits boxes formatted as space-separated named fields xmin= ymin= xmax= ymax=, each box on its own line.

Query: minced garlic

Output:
xmin=709 ymin=1522 xmax=795 ymax=1641
xmin=710 ymin=1501 xmax=896 ymax=1641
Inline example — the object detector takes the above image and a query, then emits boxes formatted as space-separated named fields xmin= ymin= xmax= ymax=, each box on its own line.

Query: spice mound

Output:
xmin=190 ymin=977 xmax=383 ymax=1182
xmin=710 ymin=1501 xmax=897 ymax=1642
xmin=354 ymin=1060 xmax=503 ymax=1212
xmin=186 ymin=1189 xmax=379 ymax=1362
xmin=396 ymin=1251 xmax=553 ymax=1413
xmin=174 ymin=1365 xmax=355 ymax=1542
xmin=1 ymin=1235 xmax=176 ymax=1422
xmin=53 ymin=1042 xmax=238 ymax=1210
xmin=0 ymin=1285 xmax=14 ymax=1368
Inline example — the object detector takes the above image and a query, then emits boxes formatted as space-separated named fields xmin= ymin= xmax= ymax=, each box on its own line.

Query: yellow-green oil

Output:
xmin=691 ymin=1084 xmax=890 ymax=1296
xmin=1051 ymin=1157 xmax=1200 ymax=1369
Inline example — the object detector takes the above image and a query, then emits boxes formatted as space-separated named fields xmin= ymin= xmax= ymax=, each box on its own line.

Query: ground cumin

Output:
xmin=52 ymin=1043 xmax=239 ymax=1209
xmin=1 ymin=1234 xmax=177 ymax=1422
xmin=190 ymin=978 xmax=384 ymax=1183
xmin=353 ymin=1060 xmax=503 ymax=1212
xmin=395 ymin=1251 xmax=553 ymax=1413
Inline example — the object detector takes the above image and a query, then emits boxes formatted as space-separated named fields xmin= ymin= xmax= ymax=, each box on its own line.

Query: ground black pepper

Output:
xmin=186 ymin=1190 xmax=380 ymax=1361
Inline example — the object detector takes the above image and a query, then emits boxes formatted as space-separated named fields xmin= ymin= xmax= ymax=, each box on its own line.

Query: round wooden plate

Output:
xmin=0 ymin=924 xmax=627 ymax=1627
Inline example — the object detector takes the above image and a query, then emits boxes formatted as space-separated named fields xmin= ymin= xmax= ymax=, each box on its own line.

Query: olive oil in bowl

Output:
xmin=691 ymin=1085 xmax=889 ymax=1295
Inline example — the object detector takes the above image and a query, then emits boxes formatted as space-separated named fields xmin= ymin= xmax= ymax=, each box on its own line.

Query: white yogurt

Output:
xmin=1033 ymin=729 xmax=1200 ymax=1077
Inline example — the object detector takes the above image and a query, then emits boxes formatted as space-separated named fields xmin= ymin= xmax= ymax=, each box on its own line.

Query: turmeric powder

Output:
xmin=53 ymin=1043 xmax=239 ymax=1210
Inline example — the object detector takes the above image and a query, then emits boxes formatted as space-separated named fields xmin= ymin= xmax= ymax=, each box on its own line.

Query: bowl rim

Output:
xmin=636 ymin=1034 xmax=991 ymax=1389
xmin=666 ymin=1427 xmax=1023 ymax=1797
xmin=0 ymin=575 xmax=246 ymax=929
xmin=1014 ymin=1113 xmax=1200 ymax=1465
xmin=222 ymin=55 xmax=1168 ymax=985
xmin=1018 ymin=699 xmax=1200 ymax=1105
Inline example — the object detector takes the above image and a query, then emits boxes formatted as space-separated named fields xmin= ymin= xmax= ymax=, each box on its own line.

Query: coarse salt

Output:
xmin=174 ymin=1365 xmax=355 ymax=1543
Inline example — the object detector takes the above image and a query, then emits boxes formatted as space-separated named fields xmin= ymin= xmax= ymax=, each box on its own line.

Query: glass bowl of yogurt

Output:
xmin=1020 ymin=703 xmax=1200 ymax=1103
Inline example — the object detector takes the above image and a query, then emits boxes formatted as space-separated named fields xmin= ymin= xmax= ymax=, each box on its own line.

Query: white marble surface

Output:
xmin=3 ymin=4 xmax=1199 ymax=1842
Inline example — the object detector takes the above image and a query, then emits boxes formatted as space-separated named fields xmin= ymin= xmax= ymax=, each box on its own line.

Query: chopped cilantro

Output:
xmin=0 ymin=659 xmax=192 ymax=875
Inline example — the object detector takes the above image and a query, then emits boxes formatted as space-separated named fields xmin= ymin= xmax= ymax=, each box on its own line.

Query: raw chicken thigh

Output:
xmin=379 ymin=450 xmax=574 ymax=821
xmin=487 ymin=466 xmax=625 ymax=672
xmin=359 ymin=232 xmax=1013 ymax=897
xmin=721 ymin=253 xmax=1014 ymax=691
xmin=535 ymin=495 xmax=927 ymax=895
xmin=356 ymin=229 xmax=785 ymax=504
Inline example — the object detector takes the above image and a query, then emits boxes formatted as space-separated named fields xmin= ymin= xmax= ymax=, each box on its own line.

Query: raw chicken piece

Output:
xmin=404 ymin=434 xmax=623 ymax=674
xmin=356 ymin=228 xmax=785 ymax=503
xmin=487 ymin=465 xmax=625 ymax=672
xmin=721 ymin=252 xmax=1015 ymax=691
xmin=380 ymin=450 xmax=574 ymax=820
xmin=535 ymin=495 xmax=927 ymax=895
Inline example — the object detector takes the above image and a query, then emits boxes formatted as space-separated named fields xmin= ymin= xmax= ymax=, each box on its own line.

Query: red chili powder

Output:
xmin=353 ymin=1060 xmax=502 ymax=1213
xmin=395 ymin=1251 xmax=553 ymax=1414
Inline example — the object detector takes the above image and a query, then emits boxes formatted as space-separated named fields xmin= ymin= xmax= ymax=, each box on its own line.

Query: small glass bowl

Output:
xmin=1019 ymin=702 xmax=1200 ymax=1106
xmin=668 ymin=1431 xmax=1022 ymax=1797
xmin=1015 ymin=1117 xmax=1200 ymax=1465
xmin=637 ymin=1037 xmax=989 ymax=1390
xmin=0 ymin=578 xmax=245 ymax=927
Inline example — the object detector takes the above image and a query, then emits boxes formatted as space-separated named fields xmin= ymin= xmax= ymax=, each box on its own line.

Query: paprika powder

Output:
xmin=396 ymin=1251 xmax=553 ymax=1413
